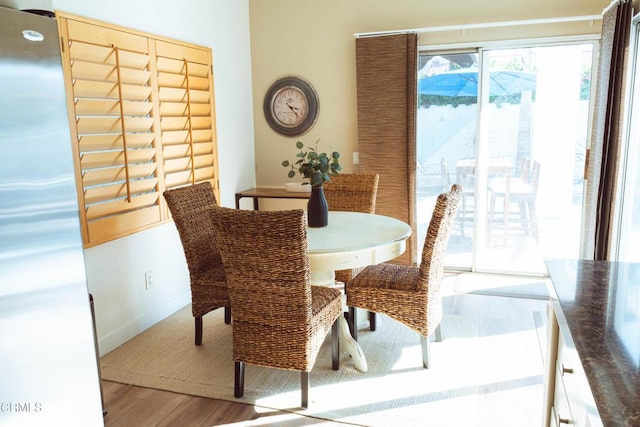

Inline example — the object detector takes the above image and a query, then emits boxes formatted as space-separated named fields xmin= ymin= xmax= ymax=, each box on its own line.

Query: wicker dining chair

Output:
xmin=163 ymin=182 xmax=231 ymax=346
xmin=346 ymin=184 xmax=462 ymax=369
xmin=323 ymin=173 xmax=379 ymax=285
xmin=211 ymin=207 xmax=341 ymax=408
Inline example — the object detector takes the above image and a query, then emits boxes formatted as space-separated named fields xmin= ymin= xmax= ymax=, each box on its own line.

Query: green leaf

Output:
xmin=283 ymin=140 xmax=341 ymax=186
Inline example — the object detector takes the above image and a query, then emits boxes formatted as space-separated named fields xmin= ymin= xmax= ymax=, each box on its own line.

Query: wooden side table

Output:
xmin=235 ymin=187 xmax=309 ymax=209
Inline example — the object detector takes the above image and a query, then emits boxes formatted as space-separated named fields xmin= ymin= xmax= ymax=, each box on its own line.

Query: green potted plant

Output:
xmin=282 ymin=139 xmax=341 ymax=227
xmin=282 ymin=139 xmax=341 ymax=187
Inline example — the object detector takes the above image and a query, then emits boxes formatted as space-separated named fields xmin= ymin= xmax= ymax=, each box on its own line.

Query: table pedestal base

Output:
xmin=311 ymin=271 xmax=368 ymax=373
xmin=339 ymin=315 xmax=368 ymax=373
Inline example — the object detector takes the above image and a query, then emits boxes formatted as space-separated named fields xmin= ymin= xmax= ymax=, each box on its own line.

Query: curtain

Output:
xmin=583 ymin=0 xmax=632 ymax=260
xmin=355 ymin=33 xmax=418 ymax=266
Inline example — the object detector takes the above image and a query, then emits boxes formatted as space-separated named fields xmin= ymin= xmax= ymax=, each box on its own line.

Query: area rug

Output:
xmin=101 ymin=305 xmax=483 ymax=426
xmin=453 ymin=273 xmax=551 ymax=300
xmin=101 ymin=306 xmax=542 ymax=427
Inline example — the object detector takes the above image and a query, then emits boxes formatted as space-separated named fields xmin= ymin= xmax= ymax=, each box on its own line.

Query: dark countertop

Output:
xmin=545 ymin=258 xmax=640 ymax=426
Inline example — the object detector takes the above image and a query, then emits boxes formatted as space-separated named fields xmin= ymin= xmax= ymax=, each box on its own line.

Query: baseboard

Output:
xmin=98 ymin=292 xmax=191 ymax=356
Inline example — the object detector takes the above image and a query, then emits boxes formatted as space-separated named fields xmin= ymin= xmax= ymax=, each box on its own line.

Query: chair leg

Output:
xmin=369 ymin=311 xmax=377 ymax=331
xmin=434 ymin=323 xmax=442 ymax=342
xmin=224 ymin=304 xmax=231 ymax=324
xmin=301 ymin=371 xmax=309 ymax=408
xmin=529 ymin=200 xmax=539 ymax=243
xmin=195 ymin=316 xmax=203 ymax=345
xmin=348 ymin=307 xmax=357 ymax=341
xmin=331 ymin=319 xmax=340 ymax=370
xmin=487 ymin=192 xmax=496 ymax=243
xmin=234 ymin=361 xmax=245 ymax=398
xmin=460 ymin=193 xmax=467 ymax=238
xmin=420 ymin=335 xmax=431 ymax=369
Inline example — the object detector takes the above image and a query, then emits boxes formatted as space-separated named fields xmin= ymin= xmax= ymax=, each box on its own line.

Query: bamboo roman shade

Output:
xmin=57 ymin=13 xmax=219 ymax=247
xmin=355 ymin=33 xmax=418 ymax=266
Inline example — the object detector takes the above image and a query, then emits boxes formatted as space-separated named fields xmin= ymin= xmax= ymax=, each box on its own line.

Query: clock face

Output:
xmin=272 ymin=86 xmax=309 ymax=128
xmin=264 ymin=77 xmax=319 ymax=136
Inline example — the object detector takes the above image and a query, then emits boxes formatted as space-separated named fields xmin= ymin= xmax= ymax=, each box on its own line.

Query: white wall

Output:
xmin=248 ymin=0 xmax=612 ymax=193
xmin=51 ymin=0 xmax=255 ymax=355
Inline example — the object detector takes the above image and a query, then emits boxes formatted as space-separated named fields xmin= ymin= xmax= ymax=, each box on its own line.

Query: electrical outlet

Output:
xmin=353 ymin=151 xmax=359 ymax=165
xmin=145 ymin=270 xmax=153 ymax=290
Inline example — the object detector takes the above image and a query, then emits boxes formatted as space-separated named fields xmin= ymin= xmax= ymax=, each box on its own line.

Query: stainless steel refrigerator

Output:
xmin=0 ymin=6 xmax=104 ymax=426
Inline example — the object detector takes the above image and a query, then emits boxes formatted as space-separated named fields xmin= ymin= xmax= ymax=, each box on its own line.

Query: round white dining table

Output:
xmin=306 ymin=211 xmax=412 ymax=373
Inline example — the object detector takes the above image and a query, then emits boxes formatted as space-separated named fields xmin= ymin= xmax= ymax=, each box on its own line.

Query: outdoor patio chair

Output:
xmin=443 ymin=158 xmax=473 ymax=236
xmin=487 ymin=160 xmax=541 ymax=243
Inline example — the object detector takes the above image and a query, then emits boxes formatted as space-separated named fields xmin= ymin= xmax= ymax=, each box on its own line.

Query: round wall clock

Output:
xmin=263 ymin=76 xmax=319 ymax=136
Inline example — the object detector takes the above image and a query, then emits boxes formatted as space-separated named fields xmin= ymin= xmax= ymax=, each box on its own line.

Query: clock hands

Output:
xmin=287 ymin=102 xmax=300 ymax=117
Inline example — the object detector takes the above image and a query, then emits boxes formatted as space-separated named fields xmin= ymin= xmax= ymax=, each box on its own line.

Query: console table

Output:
xmin=544 ymin=258 xmax=640 ymax=427
xmin=235 ymin=187 xmax=309 ymax=209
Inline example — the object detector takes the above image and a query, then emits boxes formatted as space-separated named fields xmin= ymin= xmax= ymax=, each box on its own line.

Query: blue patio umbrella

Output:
xmin=419 ymin=68 xmax=537 ymax=97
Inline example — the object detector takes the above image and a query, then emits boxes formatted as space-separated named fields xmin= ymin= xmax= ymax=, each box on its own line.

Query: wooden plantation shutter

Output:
xmin=59 ymin=17 xmax=160 ymax=246
xmin=57 ymin=13 xmax=219 ymax=247
xmin=155 ymin=41 xmax=219 ymax=192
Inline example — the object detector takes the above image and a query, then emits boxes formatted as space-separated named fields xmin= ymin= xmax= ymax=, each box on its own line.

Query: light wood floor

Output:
xmin=101 ymin=380 xmax=343 ymax=426
xmin=100 ymin=277 xmax=548 ymax=427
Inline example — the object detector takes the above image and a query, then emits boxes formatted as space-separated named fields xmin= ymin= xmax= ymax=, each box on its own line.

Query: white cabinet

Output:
xmin=545 ymin=259 xmax=640 ymax=426
xmin=543 ymin=302 xmax=603 ymax=427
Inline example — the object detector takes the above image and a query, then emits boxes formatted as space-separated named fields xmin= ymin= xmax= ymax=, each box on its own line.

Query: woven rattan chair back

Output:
xmin=324 ymin=174 xmax=379 ymax=285
xmin=418 ymin=184 xmax=463 ymax=295
xmin=163 ymin=182 xmax=230 ymax=345
xmin=164 ymin=182 xmax=222 ymax=276
xmin=346 ymin=184 xmax=462 ymax=368
xmin=211 ymin=207 xmax=341 ymax=408
xmin=216 ymin=209 xmax=313 ymax=343
xmin=414 ymin=184 xmax=463 ymax=333
xmin=323 ymin=173 xmax=379 ymax=213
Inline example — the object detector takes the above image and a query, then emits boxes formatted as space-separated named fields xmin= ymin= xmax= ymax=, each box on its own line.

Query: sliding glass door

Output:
xmin=416 ymin=43 xmax=594 ymax=275
xmin=417 ymin=51 xmax=479 ymax=269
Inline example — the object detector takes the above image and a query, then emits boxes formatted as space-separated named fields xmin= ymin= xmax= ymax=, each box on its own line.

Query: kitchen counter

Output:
xmin=544 ymin=258 xmax=640 ymax=426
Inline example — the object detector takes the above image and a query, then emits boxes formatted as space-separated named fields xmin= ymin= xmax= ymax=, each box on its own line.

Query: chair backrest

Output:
xmin=211 ymin=208 xmax=315 ymax=369
xmin=518 ymin=156 xmax=531 ymax=181
xmin=323 ymin=173 xmax=379 ymax=213
xmin=440 ymin=158 xmax=450 ymax=191
xmin=163 ymin=182 xmax=223 ymax=277
xmin=418 ymin=184 xmax=462 ymax=290
xmin=530 ymin=161 xmax=541 ymax=196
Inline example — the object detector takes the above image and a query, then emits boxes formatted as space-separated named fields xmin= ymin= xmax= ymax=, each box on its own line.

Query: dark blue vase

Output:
xmin=307 ymin=186 xmax=328 ymax=227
